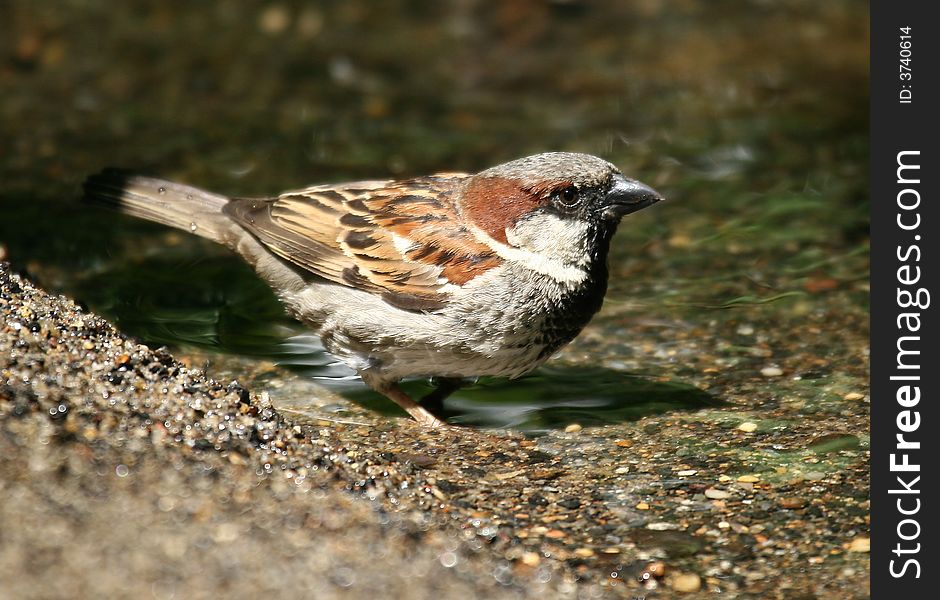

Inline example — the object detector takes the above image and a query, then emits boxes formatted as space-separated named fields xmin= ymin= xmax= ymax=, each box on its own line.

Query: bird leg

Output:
xmin=359 ymin=371 xmax=448 ymax=428
xmin=380 ymin=383 xmax=449 ymax=428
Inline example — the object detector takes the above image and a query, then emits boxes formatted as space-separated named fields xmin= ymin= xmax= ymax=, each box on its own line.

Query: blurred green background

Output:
xmin=0 ymin=1 xmax=868 ymax=427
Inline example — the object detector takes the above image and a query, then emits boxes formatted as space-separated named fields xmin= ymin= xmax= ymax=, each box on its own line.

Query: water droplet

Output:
xmin=190 ymin=222 xmax=198 ymax=232
xmin=439 ymin=551 xmax=458 ymax=568
xmin=157 ymin=187 xmax=166 ymax=195
xmin=115 ymin=464 xmax=129 ymax=477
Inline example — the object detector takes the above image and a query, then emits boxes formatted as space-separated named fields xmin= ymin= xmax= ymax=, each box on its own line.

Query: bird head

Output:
xmin=459 ymin=152 xmax=663 ymax=270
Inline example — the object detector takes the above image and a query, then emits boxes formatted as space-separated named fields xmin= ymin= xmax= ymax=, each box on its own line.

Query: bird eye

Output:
xmin=557 ymin=186 xmax=579 ymax=208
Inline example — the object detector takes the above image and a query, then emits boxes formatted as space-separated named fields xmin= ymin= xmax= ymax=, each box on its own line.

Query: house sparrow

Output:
xmin=83 ymin=153 xmax=662 ymax=428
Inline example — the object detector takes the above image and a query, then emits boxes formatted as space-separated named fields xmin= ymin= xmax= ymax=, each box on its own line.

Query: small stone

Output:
xmin=670 ymin=573 xmax=702 ymax=593
xmin=848 ymin=537 xmax=870 ymax=553
xmin=778 ymin=497 xmax=805 ymax=509
xmin=647 ymin=522 xmax=680 ymax=531
xmin=761 ymin=366 xmax=784 ymax=377
xmin=636 ymin=502 xmax=650 ymax=510
xmin=530 ymin=468 xmax=563 ymax=480
xmin=737 ymin=475 xmax=760 ymax=483
xmin=494 ymin=469 xmax=526 ymax=481
xmin=677 ymin=469 xmax=697 ymax=476
xmin=82 ymin=340 xmax=95 ymax=350
xmin=615 ymin=439 xmax=634 ymax=448
xmin=646 ymin=561 xmax=667 ymax=578
xmin=564 ymin=423 xmax=582 ymax=433
xmin=718 ymin=474 xmax=732 ymax=483
xmin=843 ymin=392 xmax=865 ymax=401
xmin=705 ymin=488 xmax=731 ymax=499
xmin=521 ymin=552 xmax=541 ymax=566
xmin=737 ymin=421 xmax=758 ymax=433
xmin=736 ymin=324 xmax=755 ymax=336
xmin=545 ymin=529 xmax=566 ymax=539
xmin=573 ymin=547 xmax=595 ymax=558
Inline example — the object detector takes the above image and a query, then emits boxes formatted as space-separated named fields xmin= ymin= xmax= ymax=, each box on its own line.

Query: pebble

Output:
xmin=737 ymin=421 xmax=758 ymax=433
xmin=521 ymin=552 xmax=541 ymax=566
xmin=530 ymin=468 xmax=563 ymax=480
xmin=636 ymin=502 xmax=650 ymax=510
xmin=737 ymin=475 xmax=760 ymax=483
xmin=564 ymin=423 xmax=582 ymax=433
xmin=778 ymin=497 xmax=805 ymax=509
xmin=494 ymin=469 xmax=526 ymax=481
xmin=848 ymin=537 xmax=870 ymax=553
xmin=677 ymin=469 xmax=697 ymax=476
xmin=705 ymin=488 xmax=731 ymax=500
xmin=760 ymin=366 xmax=784 ymax=377
xmin=646 ymin=561 xmax=667 ymax=578
xmin=843 ymin=392 xmax=865 ymax=401
xmin=670 ymin=573 xmax=702 ymax=593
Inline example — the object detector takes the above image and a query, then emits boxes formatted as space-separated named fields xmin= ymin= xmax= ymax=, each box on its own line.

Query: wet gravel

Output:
xmin=1 ymin=262 xmax=869 ymax=598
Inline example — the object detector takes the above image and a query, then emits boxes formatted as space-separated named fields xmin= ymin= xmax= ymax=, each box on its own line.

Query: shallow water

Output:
xmin=1 ymin=1 xmax=867 ymax=430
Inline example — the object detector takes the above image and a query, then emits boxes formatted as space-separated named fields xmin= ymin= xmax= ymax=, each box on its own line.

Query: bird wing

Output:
xmin=223 ymin=175 xmax=502 ymax=312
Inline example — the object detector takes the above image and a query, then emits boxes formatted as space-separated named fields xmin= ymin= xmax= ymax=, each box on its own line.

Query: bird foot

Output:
xmin=405 ymin=404 xmax=450 ymax=429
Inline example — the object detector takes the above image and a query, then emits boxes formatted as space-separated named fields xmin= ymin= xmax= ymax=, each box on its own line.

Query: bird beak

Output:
xmin=600 ymin=174 xmax=664 ymax=219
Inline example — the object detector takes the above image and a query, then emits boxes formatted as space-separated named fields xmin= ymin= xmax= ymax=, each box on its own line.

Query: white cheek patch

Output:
xmin=467 ymin=214 xmax=591 ymax=287
xmin=509 ymin=212 xmax=593 ymax=263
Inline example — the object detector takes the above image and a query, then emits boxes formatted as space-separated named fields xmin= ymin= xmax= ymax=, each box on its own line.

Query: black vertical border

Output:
xmin=871 ymin=1 xmax=938 ymax=597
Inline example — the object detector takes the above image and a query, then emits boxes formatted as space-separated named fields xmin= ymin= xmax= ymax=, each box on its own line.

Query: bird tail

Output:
xmin=82 ymin=169 xmax=233 ymax=243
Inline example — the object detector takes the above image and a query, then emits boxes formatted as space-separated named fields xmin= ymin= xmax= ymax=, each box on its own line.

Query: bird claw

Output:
xmin=406 ymin=405 xmax=451 ymax=429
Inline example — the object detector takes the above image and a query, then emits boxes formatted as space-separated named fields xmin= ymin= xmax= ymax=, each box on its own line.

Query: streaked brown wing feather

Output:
xmin=223 ymin=176 xmax=501 ymax=311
